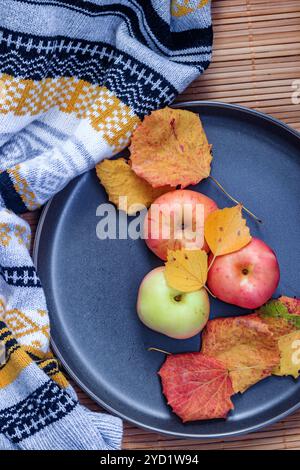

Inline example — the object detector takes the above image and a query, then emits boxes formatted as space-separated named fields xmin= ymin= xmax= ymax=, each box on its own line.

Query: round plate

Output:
xmin=34 ymin=102 xmax=300 ymax=439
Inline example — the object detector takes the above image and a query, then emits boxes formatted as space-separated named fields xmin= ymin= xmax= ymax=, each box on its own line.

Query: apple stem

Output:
xmin=204 ymin=284 xmax=216 ymax=298
xmin=148 ymin=347 xmax=171 ymax=355
xmin=209 ymin=176 xmax=263 ymax=224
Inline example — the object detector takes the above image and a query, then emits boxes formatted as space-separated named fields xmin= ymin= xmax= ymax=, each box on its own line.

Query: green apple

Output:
xmin=137 ymin=267 xmax=210 ymax=339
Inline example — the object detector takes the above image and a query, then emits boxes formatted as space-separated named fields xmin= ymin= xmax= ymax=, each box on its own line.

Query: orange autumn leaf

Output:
xmin=130 ymin=107 xmax=212 ymax=188
xmin=201 ymin=315 xmax=280 ymax=393
xmin=159 ymin=353 xmax=234 ymax=422
xmin=204 ymin=204 xmax=251 ymax=256
xmin=96 ymin=158 xmax=171 ymax=215
xmin=164 ymin=249 xmax=208 ymax=293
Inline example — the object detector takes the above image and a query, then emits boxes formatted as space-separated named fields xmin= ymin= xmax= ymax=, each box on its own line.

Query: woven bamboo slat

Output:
xmin=180 ymin=0 xmax=300 ymax=135
xmin=25 ymin=0 xmax=300 ymax=451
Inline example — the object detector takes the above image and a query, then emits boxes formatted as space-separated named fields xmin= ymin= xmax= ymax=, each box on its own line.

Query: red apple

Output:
xmin=207 ymin=238 xmax=280 ymax=309
xmin=144 ymin=189 xmax=218 ymax=260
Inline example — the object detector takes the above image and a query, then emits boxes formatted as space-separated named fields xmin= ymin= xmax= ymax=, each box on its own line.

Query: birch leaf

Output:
xmin=204 ymin=204 xmax=251 ymax=256
xmin=164 ymin=249 xmax=208 ymax=293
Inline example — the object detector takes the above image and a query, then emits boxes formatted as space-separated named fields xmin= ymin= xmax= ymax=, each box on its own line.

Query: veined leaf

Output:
xmin=204 ymin=205 xmax=251 ymax=257
xmin=159 ymin=353 xmax=234 ymax=422
xmin=164 ymin=249 xmax=208 ymax=293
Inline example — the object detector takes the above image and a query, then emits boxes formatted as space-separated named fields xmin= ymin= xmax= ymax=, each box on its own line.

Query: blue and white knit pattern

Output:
xmin=0 ymin=0 xmax=212 ymax=450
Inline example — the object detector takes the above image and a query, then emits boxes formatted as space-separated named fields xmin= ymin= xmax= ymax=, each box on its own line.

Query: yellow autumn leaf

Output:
xmin=164 ymin=249 xmax=208 ymax=293
xmin=96 ymin=158 xmax=171 ymax=215
xmin=274 ymin=331 xmax=300 ymax=379
xmin=204 ymin=204 xmax=251 ymax=256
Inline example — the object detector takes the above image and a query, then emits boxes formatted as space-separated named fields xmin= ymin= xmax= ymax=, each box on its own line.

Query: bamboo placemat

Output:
xmin=24 ymin=0 xmax=300 ymax=451
xmin=179 ymin=0 xmax=300 ymax=132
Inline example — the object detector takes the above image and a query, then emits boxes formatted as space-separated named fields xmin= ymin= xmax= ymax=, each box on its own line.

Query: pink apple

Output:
xmin=207 ymin=238 xmax=280 ymax=309
xmin=144 ymin=189 xmax=218 ymax=260
xmin=137 ymin=267 xmax=210 ymax=339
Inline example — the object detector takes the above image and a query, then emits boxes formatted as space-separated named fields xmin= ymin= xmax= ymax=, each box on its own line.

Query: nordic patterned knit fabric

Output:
xmin=0 ymin=0 xmax=212 ymax=450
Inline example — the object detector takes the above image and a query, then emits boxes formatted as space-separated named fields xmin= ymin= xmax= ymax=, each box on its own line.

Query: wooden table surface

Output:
xmin=23 ymin=0 xmax=300 ymax=451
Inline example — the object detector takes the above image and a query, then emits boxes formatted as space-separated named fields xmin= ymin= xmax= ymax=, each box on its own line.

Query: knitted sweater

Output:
xmin=0 ymin=0 xmax=212 ymax=450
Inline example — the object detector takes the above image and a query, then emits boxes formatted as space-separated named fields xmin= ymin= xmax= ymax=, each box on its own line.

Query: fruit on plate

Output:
xmin=207 ymin=238 xmax=280 ymax=309
xmin=137 ymin=267 xmax=210 ymax=339
xmin=144 ymin=189 xmax=218 ymax=260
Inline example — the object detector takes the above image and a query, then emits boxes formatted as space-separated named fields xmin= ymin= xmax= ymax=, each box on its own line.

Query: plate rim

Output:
xmin=33 ymin=100 xmax=300 ymax=440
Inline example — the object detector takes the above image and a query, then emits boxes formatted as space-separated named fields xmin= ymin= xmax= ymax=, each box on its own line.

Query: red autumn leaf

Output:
xmin=158 ymin=353 xmax=234 ymax=422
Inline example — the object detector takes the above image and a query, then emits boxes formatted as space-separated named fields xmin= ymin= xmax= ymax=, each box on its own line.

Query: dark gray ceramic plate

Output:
xmin=34 ymin=102 xmax=300 ymax=439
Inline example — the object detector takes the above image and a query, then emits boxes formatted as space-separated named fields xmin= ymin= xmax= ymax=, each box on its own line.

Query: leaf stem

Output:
xmin=207 ymin=252 xmax=217 ymax=272
xmin=148 ymin=347 xmax=171 ymax=355
xmin=209 ymin=175 xmax=263 ymax=224
xmin=204 ymin=284 xmax=216 ymax=298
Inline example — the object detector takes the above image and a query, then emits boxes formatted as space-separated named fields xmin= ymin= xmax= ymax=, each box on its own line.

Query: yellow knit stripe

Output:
xmin=0 ymin=73 xmax=140 ymax=152
xmin=172 ymin=0 xmax=209 ymax=17
xmin=0 ymin=223 xmax=30 ymax=248
xmin=24 ymin=349 xmax=68 ymax=389
xmin=0 ymin=347 xmax=31 ymax=388
xmin=0 ymin=298 xmax=49 ymax=352
xmin=0 ymin=293 xmax=68 ymax=391
xmin=0 ymin=343 xmax=69 ymax=389
xmin=37 ymin=358 xmax=69 ymax=389
xmin=0 ymin=328 xmax=19 ymax=357
xmin=48 ymin=371 xmax=69 ymax=389
xmin=24 ymin=346 xmax=53 ymax=360
xmin=7 ymin=164 xmax=39 ymax=211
